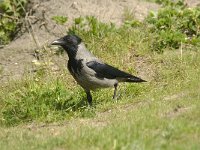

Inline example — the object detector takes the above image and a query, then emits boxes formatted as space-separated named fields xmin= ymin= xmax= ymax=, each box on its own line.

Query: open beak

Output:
xmin=51 ymin=38 xmax=65 ymax=46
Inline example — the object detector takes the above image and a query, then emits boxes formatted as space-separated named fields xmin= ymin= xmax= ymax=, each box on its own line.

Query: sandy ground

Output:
xmin=0 ymin=0 xmax=199 ymax=82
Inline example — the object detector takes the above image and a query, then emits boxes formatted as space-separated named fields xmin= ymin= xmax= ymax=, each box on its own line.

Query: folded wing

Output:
xmin=86 ymin=61 xmax=146 ymax=82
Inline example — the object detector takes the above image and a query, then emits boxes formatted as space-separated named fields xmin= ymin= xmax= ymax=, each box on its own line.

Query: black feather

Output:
xmin=86 ymin=61 xmax=146 ymax=82
xmin=68 ymin=58 xmax=83 ymax=76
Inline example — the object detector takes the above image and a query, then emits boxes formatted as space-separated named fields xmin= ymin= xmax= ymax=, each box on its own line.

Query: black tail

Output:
xmin=125 ymin=76 xmax=147 ymax=83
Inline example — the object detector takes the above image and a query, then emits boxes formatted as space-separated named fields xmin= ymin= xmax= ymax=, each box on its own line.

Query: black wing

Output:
xmin=86 ymin=61 xmax=146 ymax=82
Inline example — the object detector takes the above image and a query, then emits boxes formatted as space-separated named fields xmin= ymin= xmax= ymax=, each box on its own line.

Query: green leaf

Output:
xmin=52 ymin=16 xmax=68 ymax=25
xmin=74 ymin=17 xmax=84 ymax=25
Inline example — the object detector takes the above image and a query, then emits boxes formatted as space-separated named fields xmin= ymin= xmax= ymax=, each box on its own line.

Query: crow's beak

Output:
xmin=51 ymin=38 xmax=65 ymax=46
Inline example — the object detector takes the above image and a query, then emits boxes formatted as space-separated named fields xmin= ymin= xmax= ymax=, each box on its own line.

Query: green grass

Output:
xmin=0 ymin=74 xmax=199 ymax=150
xmin=0 ymin=9 xmax=200 ymax=149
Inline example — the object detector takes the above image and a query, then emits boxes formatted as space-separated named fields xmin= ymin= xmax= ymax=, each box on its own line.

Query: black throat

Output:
xmin=68 ymin=58 xmax=83 ymax=76
xmin=62 ymin=45 xmax=78 ymax=59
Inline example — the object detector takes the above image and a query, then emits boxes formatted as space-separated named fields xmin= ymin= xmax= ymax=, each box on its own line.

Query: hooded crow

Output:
xmin=51 ymin=34 xmax=146 ymax=105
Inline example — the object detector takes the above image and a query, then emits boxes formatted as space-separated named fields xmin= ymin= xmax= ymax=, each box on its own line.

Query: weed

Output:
xmin=123 ymin=8 xmax=142 ymax=28
xmin=0 ymin=0 xmax=27 ymax=44
xmin=69 ymin=16 xmax=116 ymax=39
xmin=52 ymin=16 xmax=68 ymax=25
xmin=146 ymin=0 xmax=200 ymax=52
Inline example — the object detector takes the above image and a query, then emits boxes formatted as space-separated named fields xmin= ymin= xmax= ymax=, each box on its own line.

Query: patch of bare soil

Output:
xmin=0 ymin=0 xmax=199 ymax=82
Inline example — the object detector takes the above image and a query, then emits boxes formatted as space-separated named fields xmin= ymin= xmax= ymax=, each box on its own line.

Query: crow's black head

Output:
xmin=51 ymin=34 xmax=82 ymax=57
xmin=52 ymin=34 xmax=82 ymax=47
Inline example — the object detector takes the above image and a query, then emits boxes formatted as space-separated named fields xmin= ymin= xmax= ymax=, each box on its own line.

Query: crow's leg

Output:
xmin=85 ymin=90 xmax=92 ymax=106
xmin=113 ymin=83 xmax=118 ymax=99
